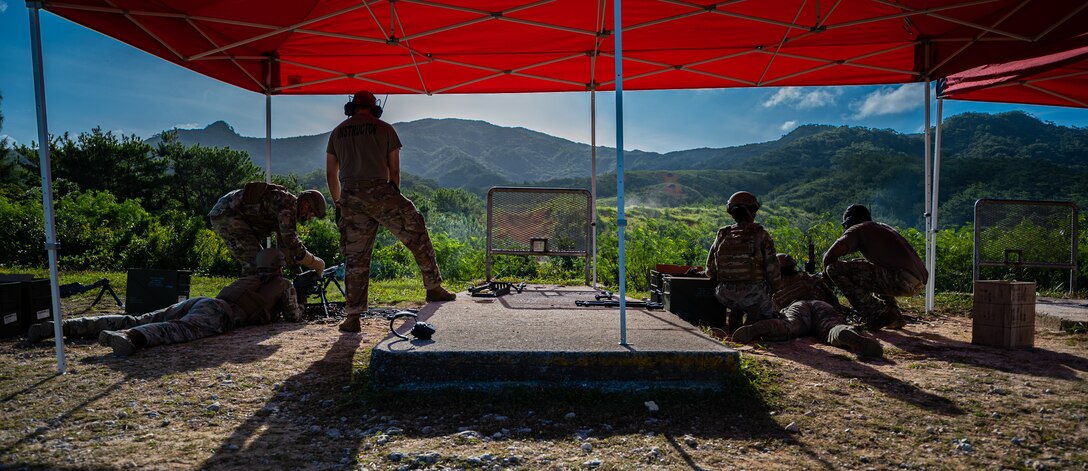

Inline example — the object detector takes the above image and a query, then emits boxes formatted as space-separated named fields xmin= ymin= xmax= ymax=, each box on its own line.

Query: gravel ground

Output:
xmin=0 ymin=295 xmax=1085 ymax=470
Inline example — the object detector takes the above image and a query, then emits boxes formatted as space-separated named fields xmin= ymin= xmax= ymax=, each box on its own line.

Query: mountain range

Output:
xmin=150 ymin=111 xmax=1088 ymax=229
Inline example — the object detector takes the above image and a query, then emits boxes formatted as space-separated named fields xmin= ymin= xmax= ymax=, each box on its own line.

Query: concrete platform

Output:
xmin=1037 ymin=297 xmax=1088 ymax=332
xmin=368 ymin=285 xmax=739 ymax=392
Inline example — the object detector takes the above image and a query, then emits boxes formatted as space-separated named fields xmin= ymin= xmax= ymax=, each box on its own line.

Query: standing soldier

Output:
xmin=209 ymin=182 xmax=327 ymax=275
xmin=731 ymin=300 xmax=884 ymax=358
xmin=27 ymin=248 xmax=302 ymax=356
xmin=705 ymin=191 xmax=781 ymax=327
xmin=326 ymin=91 xmax=456 ymax=333
xmin=822 ymin=204 xmax=927 ymax=330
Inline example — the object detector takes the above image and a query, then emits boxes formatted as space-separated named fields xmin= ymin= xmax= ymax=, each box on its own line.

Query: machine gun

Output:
xmin=58 ymin=278 xmax=124 ymax=308
xmin=292 ymin=264 xmax=346 ymax=318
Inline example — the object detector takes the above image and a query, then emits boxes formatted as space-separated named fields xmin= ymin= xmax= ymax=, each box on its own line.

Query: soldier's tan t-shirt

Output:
xmin=326 ymin=115 xmax=402 ymax=183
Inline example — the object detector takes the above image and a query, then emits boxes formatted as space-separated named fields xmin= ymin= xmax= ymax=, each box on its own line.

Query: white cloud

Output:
xmin=0 ymin=1 xmax=8 ymax=13
xmin=0 ymin=135 xmax=13 ymax=146
xmin=780 ymin=120 xmax=798 ymax=132
xmin=851 ymin=84 xmax=923 ymax=118
xmin=762 ymin=87 xmax=840 ymax=109
xmin=172 ymin=123 xmax=201 ymax=129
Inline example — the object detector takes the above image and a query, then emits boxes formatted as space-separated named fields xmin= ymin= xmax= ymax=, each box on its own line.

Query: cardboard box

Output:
xmin=972 ymin=280 xmax=1035 ymax=348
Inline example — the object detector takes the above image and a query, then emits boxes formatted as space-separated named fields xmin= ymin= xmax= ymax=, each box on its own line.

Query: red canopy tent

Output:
xmin=38 ymin=0 xmax=1088 ymax=94
xmin=937 ymin=32 xmax=1088 ymax=108
xmin=23 ymin=1 xmax=1088 ymax=372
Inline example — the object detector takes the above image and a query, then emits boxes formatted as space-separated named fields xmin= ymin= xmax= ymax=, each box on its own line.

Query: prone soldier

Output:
xmin=705 ymin=191 xmax=782 ymax=326
xmin=731 ymin=299 xmax=884 ymax=358
xmin=209 ymin=181 xmax=327 ymax=275
xmin=27 ymin=248 xmax=302 ymax=356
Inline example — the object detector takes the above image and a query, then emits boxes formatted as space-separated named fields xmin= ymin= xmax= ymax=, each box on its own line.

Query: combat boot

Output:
xmin=731 ymin=319 xmax=790 ymax=344
xmin=26 ymin=321 xmax=55 ymax=344
xmin=98 ymin=330 xmax=137 ymax=356
xmin=338 ymin=314 xmax=362 ymax=333
xmin=829 ymin=325 xmax=883 ymax=358
xmin=425 ymin=286 xmax=456 ymax=302
xmin=864 ymin=304 xmax=903 ymax=331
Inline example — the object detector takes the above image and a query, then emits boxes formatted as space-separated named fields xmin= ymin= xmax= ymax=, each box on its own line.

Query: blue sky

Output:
xmin=2 ymin=5 xmax=1086 ymax=154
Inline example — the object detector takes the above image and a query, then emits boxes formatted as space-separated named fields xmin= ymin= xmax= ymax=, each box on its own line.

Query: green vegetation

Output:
xmin=2 ymin=112 xmax=1085 ymax=293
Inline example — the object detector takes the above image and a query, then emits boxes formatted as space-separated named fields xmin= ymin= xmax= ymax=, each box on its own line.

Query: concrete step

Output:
xmin=1036 ymin=297 xmax=1088 ymax=333
xmin=368 ymin=285 xmax=739 ymax=392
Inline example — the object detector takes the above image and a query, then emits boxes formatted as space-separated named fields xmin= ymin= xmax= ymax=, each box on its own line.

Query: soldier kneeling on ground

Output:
xmin=704 ymin=191 xmax=782 ymax=329
xmin=732 ymin=299 xmax=884 ymax=358
xmin=27 ymin=248 xmax=302 ymax=356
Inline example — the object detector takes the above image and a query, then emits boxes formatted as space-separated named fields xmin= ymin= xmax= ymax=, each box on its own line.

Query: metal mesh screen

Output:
xmin=486 ymin=187 xmax=591 ymax=281
xmin=974 ymin=199 xmax=1078 ymax=290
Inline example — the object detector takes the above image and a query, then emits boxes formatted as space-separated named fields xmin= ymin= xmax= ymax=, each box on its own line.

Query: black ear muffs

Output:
xmin=371 ymin=100 xmax=383 ymax=118
xmin=389 ymin=311 xmax=434 ymax=340
xmin=343 ymin=100 xmax=356 ymax=117
xmin=344 ymin=97 xmax=384 ymax=118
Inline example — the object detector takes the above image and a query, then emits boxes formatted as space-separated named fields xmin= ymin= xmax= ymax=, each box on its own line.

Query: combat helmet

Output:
xmin=255 ymin=248 xmax=287 ymax=273
xmin=726 ymin=191 xmax=760 ymax=212
xmin=299 ymin=190 xmax=328 ymax=219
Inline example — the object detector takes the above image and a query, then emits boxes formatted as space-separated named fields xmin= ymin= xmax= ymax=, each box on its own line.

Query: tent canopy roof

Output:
xmin=43 ymin=0 xmax=1088 ymax=95
xmin=938 ymin=32 xmax=1088 ymax=108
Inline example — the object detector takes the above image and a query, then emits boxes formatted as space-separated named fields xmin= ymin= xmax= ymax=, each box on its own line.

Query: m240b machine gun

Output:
xmin=293 ymin=264 xmax=346 ymax=318
xmin=58 ymin=278 xmax=124 ymax=308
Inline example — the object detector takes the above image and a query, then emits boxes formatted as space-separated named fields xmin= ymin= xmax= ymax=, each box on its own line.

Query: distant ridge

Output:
xmin=149 ymin=112 xmax=1088 ymax=228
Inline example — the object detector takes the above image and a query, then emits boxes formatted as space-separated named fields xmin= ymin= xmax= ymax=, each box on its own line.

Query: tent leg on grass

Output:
xmin=28 ymin=2 xmax=67 ymax=375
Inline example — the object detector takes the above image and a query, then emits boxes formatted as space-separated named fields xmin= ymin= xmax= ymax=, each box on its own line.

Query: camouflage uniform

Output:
xmin=327 ymin=107 xmax=444 ymax=315
xmin=773 ymin=271 xmax=842 ymax=312
xmin=823 ymin=220 xmax=927 ymax=328
xmin=338 ymin=181 xmax=443 ymax=312
xmin=209 ymin=183 xmax=311 ymax=274
xmin=705 ymin=222 xmax=781 ymax=324
xmin=50 ymin=274 xmax=300 ymax=348
xmin=733 ymin=300 xmax=883 ymax=357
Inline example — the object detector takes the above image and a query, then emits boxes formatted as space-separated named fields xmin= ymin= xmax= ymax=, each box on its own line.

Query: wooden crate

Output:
xmin=972 ymin=280 xmax=1035 ymax=348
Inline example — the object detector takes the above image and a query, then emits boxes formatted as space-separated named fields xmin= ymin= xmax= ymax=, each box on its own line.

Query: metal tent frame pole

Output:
xmin=613 ymin=0 xmax=628 ymax=346
xmin=923 ymin=79 xmax=935 ymax=314
xmin=28 ymin=3 xmax=67 ymax=375
xmin=265 ymin=92 xmax=272 ymax=183
xmin=590 ymin=90 xmax=598 ymax=289
xmin=928 ymin=98 xmax=944 ymax=307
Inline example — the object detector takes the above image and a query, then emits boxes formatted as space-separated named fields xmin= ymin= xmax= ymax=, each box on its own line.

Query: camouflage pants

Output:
xmin=777 ymin=300 xmax=849 ymax=343
xmin=210 ymin=214 xmax=264 ymax=275
xmin=714 ymin=281 xmax=776 ymax=325
xmin=61 ymin=297 xmax=231 ymax=347
xmin=338 ymin=181 xmax=443 ymax=313
xmin=825 ymin=260 xmax=924 ymax=321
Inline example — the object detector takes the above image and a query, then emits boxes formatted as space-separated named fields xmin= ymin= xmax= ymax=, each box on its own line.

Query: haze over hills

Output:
xmin=151 ymin=111 xmax=1088 ymax=229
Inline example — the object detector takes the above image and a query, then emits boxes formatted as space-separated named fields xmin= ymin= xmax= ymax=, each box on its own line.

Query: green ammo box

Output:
xmin=125 ymin=269 xmax=192 ymax=314
xmin=1 ymin=282 xmax=22 ymax=338
xmin=662 ymin=275 xmax=727 ymax=328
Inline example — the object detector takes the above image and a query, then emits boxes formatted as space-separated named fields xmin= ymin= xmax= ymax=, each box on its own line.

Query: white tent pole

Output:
xmin=28 ymin=3 xmax=67 ymax=375
xmin=923 ymin=79 xmax=934 ymax=314
xmin=613 ymin=0 xmax=627 ymax=346
xmin=928 ymin=98 xmax=944 ymax=310
xmin=264 ymin=93 xmax=272 ymax=183
xmin=591 ymin=90 xmax=598 ymax=289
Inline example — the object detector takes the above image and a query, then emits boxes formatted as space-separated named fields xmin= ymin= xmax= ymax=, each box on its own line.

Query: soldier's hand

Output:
xmin=311 ymin=256 xmax=326 ymax=272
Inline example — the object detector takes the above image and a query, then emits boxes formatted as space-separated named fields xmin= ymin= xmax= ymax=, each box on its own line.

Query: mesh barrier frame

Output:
xmin=973 ymin=198 xmax=1079 ymax=292
xmin=486 ymin=187 xmax=592 ymax=284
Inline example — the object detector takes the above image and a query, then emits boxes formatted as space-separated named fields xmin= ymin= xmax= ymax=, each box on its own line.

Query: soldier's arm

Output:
xmin=705 ymin=231 xmax=722 ymax=281
xmin=274 ymin=192 xmax=310 ymax=265
xmin=822 ymin=230 xmax=857 ymax=269
xmin=277 ymin=280 xmax=303 ymax=322
xmin=326 ymin=153 xmax=341 ymax=203
xmin=763 ymin=232 xmax=782 ymax=292
xmin=388 ymin=148 xmax=401 ymax=189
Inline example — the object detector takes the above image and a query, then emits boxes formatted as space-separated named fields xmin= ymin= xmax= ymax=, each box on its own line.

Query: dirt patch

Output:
xmin=1 ymin=296 xmax=1086 ymax=470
